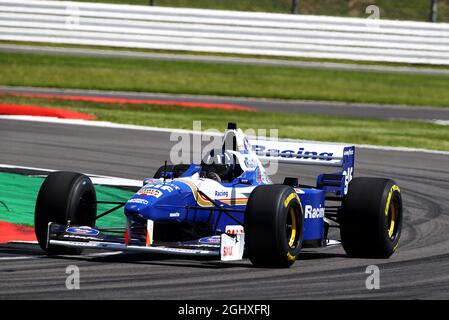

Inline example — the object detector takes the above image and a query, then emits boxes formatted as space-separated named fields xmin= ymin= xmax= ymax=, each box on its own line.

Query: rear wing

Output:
xmin=249 ymin=139 xmax=355 ymax=197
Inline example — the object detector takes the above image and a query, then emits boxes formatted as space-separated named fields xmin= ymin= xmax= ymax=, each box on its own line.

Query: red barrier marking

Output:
xmin=0 ymin=92 xmax=256 ymax=112
xmin=0 ymin=221 xmax=36 ymax=243
xmin=0 ymin=103 xmax=96 ymax=120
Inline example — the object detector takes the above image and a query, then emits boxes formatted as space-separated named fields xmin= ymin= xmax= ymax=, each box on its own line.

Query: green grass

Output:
xmin=5 ymin=40 xmax=449 ymax=70
xmin=72 ymin=0 xmax=449 ymax=22
xmin=0 ymin=172 xmax=134 ymax=228
xmin=2 ymin=95 xmax=449 ymax=152
xmin=1 ymin=52 xmax=449 ymax=108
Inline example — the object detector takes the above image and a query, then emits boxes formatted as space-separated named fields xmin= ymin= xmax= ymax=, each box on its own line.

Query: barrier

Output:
xmin=1 ymin=0 xmax=449 ymax=65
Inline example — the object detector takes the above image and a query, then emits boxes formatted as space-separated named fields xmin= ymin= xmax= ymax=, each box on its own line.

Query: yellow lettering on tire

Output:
xmin=385 ymin=185 xmax=401 ymax=217
xmin=287 ymin=252 xmax=296 ymax=261
xmin=385 ymin=185 xmax=400 ymax=239
xmin=284 ymin=193 xmax=300 ymax=208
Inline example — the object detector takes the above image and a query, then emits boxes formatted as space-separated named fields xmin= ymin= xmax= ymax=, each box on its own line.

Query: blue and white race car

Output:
xmin=35 ymin=123 xmax=403 ymax=267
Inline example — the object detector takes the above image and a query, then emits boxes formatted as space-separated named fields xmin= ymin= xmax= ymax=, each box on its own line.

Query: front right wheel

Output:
xmin=245 ymin=185 xmax=304 ymax=268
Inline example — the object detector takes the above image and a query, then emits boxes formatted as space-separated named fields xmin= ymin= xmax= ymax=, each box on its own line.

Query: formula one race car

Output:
xmin=34 ymin=123 xmax=403 ymax=267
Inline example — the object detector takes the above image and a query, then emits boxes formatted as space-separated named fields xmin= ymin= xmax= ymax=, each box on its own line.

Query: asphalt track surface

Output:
xmin=0 ymin=118 xmax=449 ymax=299
xmin=2 ymin=86 xmax=449 ymax=122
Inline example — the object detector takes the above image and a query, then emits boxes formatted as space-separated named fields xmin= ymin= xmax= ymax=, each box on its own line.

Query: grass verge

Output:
xmin=0 ymin=172 xmax=134 ymax=228
xmin=1 ymin=52 xmax=449 ymax=108
xmin=1 ymin=95 xmax=449 ymax=152
xmin=6 ymin=40 xmax=449 ymax=70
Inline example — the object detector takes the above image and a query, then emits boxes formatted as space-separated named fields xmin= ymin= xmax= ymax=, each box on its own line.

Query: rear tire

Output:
xmin=34 ymin=171 xmax=97 ymax=255
xmin=340 ymin=177 xmax=402 ymax=258
xmin=245 ymin=185 xmax=303 ymax=268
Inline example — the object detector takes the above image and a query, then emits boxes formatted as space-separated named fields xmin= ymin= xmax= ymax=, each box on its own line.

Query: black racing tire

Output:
xmin=245 ymin=185 xmax=303 ymax=268
xmin=340 ymin=177 xmax=402 ymax=258
xmin=35 ymin=171 xmax=97 ymax=255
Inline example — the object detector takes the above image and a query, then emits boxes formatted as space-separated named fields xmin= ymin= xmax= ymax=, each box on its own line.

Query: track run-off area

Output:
xmin=0 ymin=117 xmax=448 ymax=299
xmin=1 ymin=86 xmax=449 ymax=122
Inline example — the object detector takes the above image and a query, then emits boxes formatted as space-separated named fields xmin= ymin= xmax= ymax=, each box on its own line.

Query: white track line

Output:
xmin=0 ymin=256 xmax=44 ymax=261
xmin=0 ymin=115 xmax=220 ymax=136
xmin=433 ymin=120 xmax=449 ymax=126
xmin=0 ymin=163 xmax=142 ymax=187
xmin=0 ymin=115 xmax=448 ymax=156
xmin=0 ymin=252 xmax=123 ymax=261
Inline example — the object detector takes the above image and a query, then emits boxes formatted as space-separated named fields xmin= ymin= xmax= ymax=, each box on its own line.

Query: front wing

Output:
xmin=47 ymin=222 xmax=244 ymax=260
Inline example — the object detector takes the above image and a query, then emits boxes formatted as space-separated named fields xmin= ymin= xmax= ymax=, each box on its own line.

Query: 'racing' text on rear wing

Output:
xmin=249 ymin=139 xmax=355 ymax=196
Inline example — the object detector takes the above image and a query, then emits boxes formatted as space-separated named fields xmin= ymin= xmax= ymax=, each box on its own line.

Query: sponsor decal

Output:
xmin=63 ymin=234 xmax=100 ymax=241
xmin=60 ymin=240 xmax=99 ymax=246
xmin=127 ymin=198 xmax=149 ymax=205
xmin=145 ymin=182 xmax=181 ymax=192
xmin=222 ymin=245 xmax=234 ymax=257
xmin=215 ymin=190 xmax=229 ymax=198
xmin=344 ymin=149 xmax=354 ymax=156
xmin=66 ymin=226 xmax=99 ymax=236
xmin=183 ymin=180 xmax=248 ymax=207
xmin=225 ymin=225 xmax=244 ymax=235
xmin=169 ymin=212 xmax=180 ymax=218
xmin=304 ymin=205 xmax=325 ymax=219
xmin=161 ymin=247 xmax=204 ymax=254
xmin=137 ymin=187 xmax=163 ymax=198
xmin=220 ymin=233 xmax=245 ymax=261
xmin=199 ymin=236 xmax=221 ymax=244
xmin=252 ymin=145 xmax=334 ymax=161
